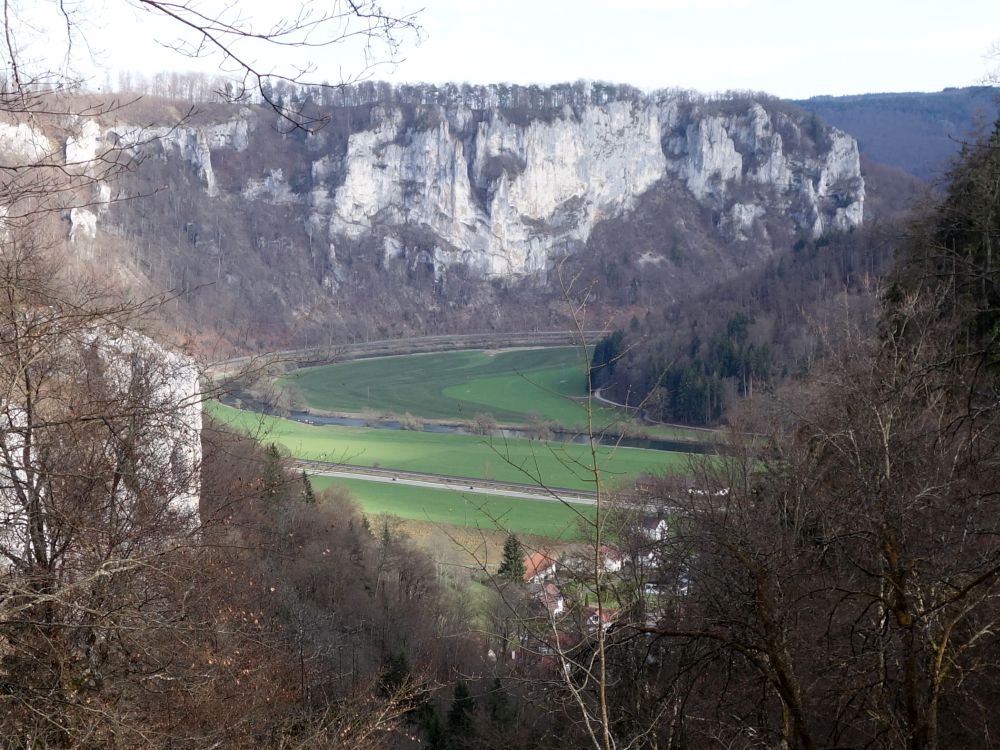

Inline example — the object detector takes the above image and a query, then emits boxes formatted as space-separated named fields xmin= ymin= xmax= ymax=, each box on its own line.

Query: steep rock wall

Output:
xmin=300 ymin=95 xmax=863 ymax=279
xmin=67 ymin=91 xmax=862 ymax=288
xmin=0 ymin=86 xmax=867 ymax=348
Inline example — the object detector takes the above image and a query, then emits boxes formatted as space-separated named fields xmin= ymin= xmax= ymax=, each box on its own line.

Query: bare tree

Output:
xmin=3 ymin=0 xmax=421 ymax=130
xmin=131 ymin=1 xmax=420 ymax=124
xmin=0 ymin=1 xmax=427 ymax=744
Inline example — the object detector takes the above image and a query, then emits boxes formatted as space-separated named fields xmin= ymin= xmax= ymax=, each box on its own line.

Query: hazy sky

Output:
xmin=44 ymin=0 xmax=1000 ymax=98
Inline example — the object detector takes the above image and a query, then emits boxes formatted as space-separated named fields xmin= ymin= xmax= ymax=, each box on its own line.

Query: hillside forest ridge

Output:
xmin=1 ymin=2 xmax=1000 ymax=748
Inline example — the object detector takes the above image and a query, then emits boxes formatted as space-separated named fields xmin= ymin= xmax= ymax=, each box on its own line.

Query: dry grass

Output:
xmin=382 ymin=516 xmax=572 ymax=576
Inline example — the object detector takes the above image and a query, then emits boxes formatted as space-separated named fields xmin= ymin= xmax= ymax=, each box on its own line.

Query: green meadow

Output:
xmin=280 ymin=347 xmax=617 ymax=429
xmin=207 ymin=401 xmax=691 ymax=491
xmin=279 ymin=347 xmax=711 ymax=441
xmin=311 ymin=476 xmax=592 ymax=539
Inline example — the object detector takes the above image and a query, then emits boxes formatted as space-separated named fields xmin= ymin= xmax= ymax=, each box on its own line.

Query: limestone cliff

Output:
xmin=302 ymin=92 xmax=863 ymax=280
xmin=0 ymin=84 xmax=866 ymax=347
xmin=93 ymin=87 xmax=862 ymax=284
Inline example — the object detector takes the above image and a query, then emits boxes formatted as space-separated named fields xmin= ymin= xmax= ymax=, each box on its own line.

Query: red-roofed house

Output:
xmin=582 ymin=606 xmax=619 ymax=631
xmin=538 ymin=582 xmax=565 ymax=616
xmin=523 ymin=551 xmax=557 ymax=583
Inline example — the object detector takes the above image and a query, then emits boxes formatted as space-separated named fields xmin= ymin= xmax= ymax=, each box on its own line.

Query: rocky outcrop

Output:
xmin=0 ymin=121 xmax=52 ymax=161
xmin=316 ymin=93 xmax=862 ymax=279
xmin=56 ymin=88 xmax=862 ymax=283
xmin=14 ymin=85 xmax=867 ymax=348
xmin=299 ymin=95 xmax=862 ymax=277
xmin=0 ymin=329 xmax=202 ymax=564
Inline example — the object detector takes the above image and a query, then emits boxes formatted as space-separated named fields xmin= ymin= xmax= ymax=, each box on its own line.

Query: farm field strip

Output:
xmin=208 ymin=401 xmax=691 ymax=491
xmin=279 ymin=346 xmax=713 ymax=442
xmin=280 ymin=346 xmax=622 ymax=428
xmin=311 ymin=476 xmax=593 ymax=540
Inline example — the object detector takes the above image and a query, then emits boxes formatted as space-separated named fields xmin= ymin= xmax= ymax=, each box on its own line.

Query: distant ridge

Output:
xmin=793 ymin=86 xmax=999 ymax=182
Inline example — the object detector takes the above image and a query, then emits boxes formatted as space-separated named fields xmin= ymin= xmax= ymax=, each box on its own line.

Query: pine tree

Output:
xmin=446 ymin=680 xmax=475 ymax=748
xmin=301 ymin=470 xmax=316 ymax=503
xmin=262 ymin=443 xmax=286 ymax=501
xmin=497 ymin=534 xmax=525 ymax=582
xmin=486 ymin=677 xmax=515 ymax=727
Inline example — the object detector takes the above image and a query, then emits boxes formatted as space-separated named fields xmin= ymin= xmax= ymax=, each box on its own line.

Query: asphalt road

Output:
xmin=292 ymin=460 xmax=600 ymax=506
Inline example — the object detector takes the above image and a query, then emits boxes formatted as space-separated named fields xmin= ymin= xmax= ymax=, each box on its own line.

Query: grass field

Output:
xmin=280 ymin=347 xmax=622 ymax=429
xmin=383 ymin=518 xmax=569 ymax=575
xmin=311 ymin=476 xmax=591 ymax=539
xmin=208 ymin=401 xmax=692 ymax=491
xmin=279 ymin=347 xmax=713 ymax=441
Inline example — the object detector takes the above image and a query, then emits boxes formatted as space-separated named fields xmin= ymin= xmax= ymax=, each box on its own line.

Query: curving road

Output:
xmin=592 ymin=389 xmax=721 ymax=435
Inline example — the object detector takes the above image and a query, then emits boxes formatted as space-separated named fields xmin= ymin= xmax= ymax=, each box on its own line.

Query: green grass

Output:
xmin=280 ymin=347 xmax=623 ymax=429
xmin=312 ymin=476 xmax=591 ymax=539
xmin=208 ymin=401 xmax=692 ymax=491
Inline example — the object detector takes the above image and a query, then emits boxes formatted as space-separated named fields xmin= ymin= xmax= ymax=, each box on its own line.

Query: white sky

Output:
xmin=27 ymin=0 xmax=1000 ymax=98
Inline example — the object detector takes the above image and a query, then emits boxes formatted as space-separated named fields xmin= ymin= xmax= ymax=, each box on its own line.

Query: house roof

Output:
xmin=598 ymin=544 xmax=623 ymax=562
xmin=523 ymin=551 xmax=557 ymax=582
xmin=582 ymin=605 xmax=619 ymax=624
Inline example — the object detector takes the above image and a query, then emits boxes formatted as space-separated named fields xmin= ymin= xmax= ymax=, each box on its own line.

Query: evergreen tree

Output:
xmin=421 ymin=706 xmax=447 ymax=749
xmin=262 ymin=443 xmax=286 ymax=501
xmin=381 ymin=651 xmax=409 ymax=695
xmin=446 ymin=680 xmax=475 ymax=748
xmin=301 ymin=470 xmax=316 ymax=503
xmin=486 ymin=677 xmax=515 ymax=727
xmin=497 ymin=534 xmax=525 ymax=582
xmin=590 ymin=329 xmax=624 ymax=388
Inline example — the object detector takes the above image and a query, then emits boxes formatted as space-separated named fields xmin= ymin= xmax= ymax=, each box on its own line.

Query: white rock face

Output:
xmin=728 ymin=202 xmax=766 ymax=240
xmin=8 ymin=93 xmax=866 ymax=283
xmin=660 ymin=101 xmax=865 ymax=240
xmin=92 ymin=93 xmax=864 ymax=282
xmin=98 ymin=332 xmax=202 ymax=520
xmin=69 ymin=207 xmax=97 ymax=243
xmin=314 ymin=100 xmax=668 ymax=276
xmin=243 ymin=168 xmax=296 ymax=203
xmin=0 ymin=121 xmax=52 ymax=161
xmin=205 ymin=109 xmax=254 ymax=151
xmin=164 ymin=127 xmax=217 ymax=196
xmin=108 ymin=111 xmax=256 ymax=199
xmin=0 ymin=330 xmax=201 ymax=567
xmin=301 ymin=95 xmax=864 ymax=277
xmin=58 ymin=110 xmax=257 ymax=244
xmin=65 ymin=119 xmax=103 ymax=174
xmin=675 ymin=116 xmax=743 ymax=200
xmin=823 ymin=130 xmax=866 ymax=233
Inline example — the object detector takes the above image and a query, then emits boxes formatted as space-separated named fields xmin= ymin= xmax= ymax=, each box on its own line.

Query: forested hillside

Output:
xmin=795 ymin=86 xmax=999 ymax=181
xmin=594 ymin=219 xmax=900 ymax=425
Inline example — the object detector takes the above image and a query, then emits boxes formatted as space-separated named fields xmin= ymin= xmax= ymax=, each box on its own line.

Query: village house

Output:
xmin=639 ymin=516 xmax=669 ymax=541
xmin=523 ymin=551 xmax=558 ymax=584
xmin=598 ymin=544 xmax=624 ymax=572
xmin=529 ymin=581 xmax=565 ymax=617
